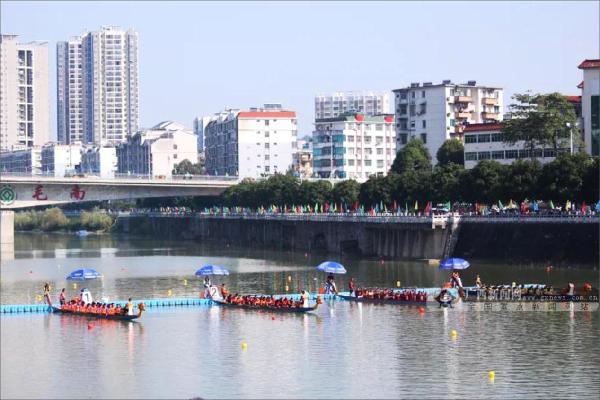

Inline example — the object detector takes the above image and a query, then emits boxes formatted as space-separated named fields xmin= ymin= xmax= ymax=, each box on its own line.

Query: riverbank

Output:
xmin=14 ymin=208 xmax=114 ymax=233
xmin=112 ymin=214 xmax=599 ymax=264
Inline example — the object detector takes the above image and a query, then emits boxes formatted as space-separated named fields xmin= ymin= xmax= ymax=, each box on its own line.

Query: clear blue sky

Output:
xmin=2 ymin=1 xmax=598 ymax=139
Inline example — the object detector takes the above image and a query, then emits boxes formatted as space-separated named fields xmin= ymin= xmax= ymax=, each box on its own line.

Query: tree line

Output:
xmin=142 ymin=92 xmax=597 ymax=209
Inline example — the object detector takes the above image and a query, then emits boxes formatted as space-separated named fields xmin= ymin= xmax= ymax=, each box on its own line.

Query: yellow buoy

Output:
xmin=167 ymin=289 xmax=172 ymax=296
xmin=451 ymin=330 xmax=458 ymax=337
xmin=488 ymin=371 xmax=495 ymax=379
xmin=285 ymin=285 xmax=289 ymax=292
xmin=396 ymin=281 xmax=401 ymax=287
xmin=241 ymin=342 xmax=248 ymax=350
xmin=72 ymin=283 xmax=77 ymax=289
xmin=36 ymin=295 xmax=42 ymax=301
xmin=183 ymin=279 xmax=188 ymax=286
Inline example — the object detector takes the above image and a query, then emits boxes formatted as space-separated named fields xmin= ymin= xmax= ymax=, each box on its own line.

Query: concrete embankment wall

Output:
xmin=452 ymin=222 xmax=599 ymax=264
xmin=115 ymin=216 xmax=449 ymax=260
xmin=115 ymin=216 xmax=599 ymax=263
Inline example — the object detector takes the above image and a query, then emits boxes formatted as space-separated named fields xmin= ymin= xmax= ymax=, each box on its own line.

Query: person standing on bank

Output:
xmin=348 ymin=278 xmax=356 ymax=296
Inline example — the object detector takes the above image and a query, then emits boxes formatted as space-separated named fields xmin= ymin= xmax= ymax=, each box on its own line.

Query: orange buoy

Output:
xmin=271 ymin=316 xmax=275 ymax=320
xmin=87 ymin=324 xmax=94 ymax=330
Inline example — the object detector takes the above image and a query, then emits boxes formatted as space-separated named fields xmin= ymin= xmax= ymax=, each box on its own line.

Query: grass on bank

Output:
xmin=15 ymin=208 xmax=115 ymax=232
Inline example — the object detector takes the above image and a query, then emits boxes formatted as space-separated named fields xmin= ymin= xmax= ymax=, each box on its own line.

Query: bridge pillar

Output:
xmin=1 ymin=210 xmax=15 ymax=261
xmin=1 ymin=210 xmax=15 ymax=245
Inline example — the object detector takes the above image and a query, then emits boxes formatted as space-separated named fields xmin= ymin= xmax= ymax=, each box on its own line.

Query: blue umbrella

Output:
xmin=439 ymin=258 xmax=470 ymax=270
xmin=66 ymin=268 xmax=101 ymax=280
xmin=195 ymin=265 xmax=230 ymax=276
xmin=316 ymin=261 xmax=347 ymax=274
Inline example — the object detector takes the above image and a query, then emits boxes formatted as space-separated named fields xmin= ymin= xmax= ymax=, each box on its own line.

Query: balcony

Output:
xmin=482 ymin=112 xmax=499 ymax=120
xmin=454 ymin=96 xmax=472 ymax=103
xmin=482 ymin=97 xmax=497 ymax=106
xmin=456 ymin=111 xmax=472 ymax=119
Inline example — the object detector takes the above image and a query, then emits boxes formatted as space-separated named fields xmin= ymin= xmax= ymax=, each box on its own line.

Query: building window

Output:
xmin=465 ymin=152 xmax=477 ymax=161
xmin=492 ymin=151 xmax=504 ymax=159
xmin=173 ymin=154 xmax=178 ymax=159
xmin=491 ymin=133 xmax=502 ymax=142
xmin=422 ymin=90 xmax=426 ymax=98
xmin=265 ymin=155 xmax=270 ymax=160
xmin=376 ymin=148 xmax=383 ymax=155
xmin=465 ymin=135 xmax=477 ymax=143
xmin=505 ymin=150 xmax=518 ymax=159
xmin=477 ymin=152 xmax=491 ymax=160
xmin=348 ymin=159 xmax=355 ymax=166
xmin=173 ymin=144 xmax=178 ymax=150
xmin=410 ymin=121 xmax=415 ymax=129
xmin=347 ymin=135 xmax=354 ymax=142
xmin=518 ymin=149 xmax=530 ymax=158
xmin=411 ymin=92 xmax=415 ymax=99
xmin=543 ymin=149 xmax=556 ymax=158
xmin=377 ymin=160 xmax=384 ymax=168
xmin=399 ymin=105 xmax=407 ymax=115
xmin=365 ymin=160 xmax=372 ymax=166
xmin=420 ymin=133 xmax=427 ymax=143
xmin=478 ymin=134 xmax=491 ymax=143
xmin=422 ymin=120 xmax=426 ymax=129
xmin=400 ymin=134 xmax=407 ymax=145
xmin=265 ymin=131 xmax=270 ymax=137
xmin=265 ymin=143 xmax=270 ymax=148
xmin=532 ymin=149 xmax=543 ymax=158
xmin=265 ymin=120 xmax=269 ymax=126
xmin=265 ymin=166 xmax=270 ymax=172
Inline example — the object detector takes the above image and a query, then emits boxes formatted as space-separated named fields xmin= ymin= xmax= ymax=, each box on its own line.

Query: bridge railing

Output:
xmin=0 ymin=172 xmax=239 ymax=182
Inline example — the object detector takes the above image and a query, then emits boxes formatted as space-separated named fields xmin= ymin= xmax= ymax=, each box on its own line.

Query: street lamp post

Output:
xmin=566 ymin=122 xmax=573 ymax=154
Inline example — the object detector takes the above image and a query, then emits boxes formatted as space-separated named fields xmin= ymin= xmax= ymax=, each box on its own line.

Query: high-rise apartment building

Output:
xmin=204 ymin=104 xmax=297 ymax=178
xmin=578 ymin=59 xmax=600 ymax=156
xmin=57 ymin=26 xmax=139 ymax=146
xmin=312 ymin=113 xmax=396 ymax=181
xmin=0 ymin=34 xmax=50 ymax=152
xmin=315 ymin=91 xmax=390 ymax=119
xmin=393 ymin=80 xmax=503 ymax=163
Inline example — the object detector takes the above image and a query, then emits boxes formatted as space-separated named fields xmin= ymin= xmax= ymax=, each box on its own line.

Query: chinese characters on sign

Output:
xmin=70 ymin=185 xmax=86 ymax=201
xmin=32 ymin=185 xmax=47 ymax=201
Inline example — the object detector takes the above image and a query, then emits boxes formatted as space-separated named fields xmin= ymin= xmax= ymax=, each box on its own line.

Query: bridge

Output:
xmin=0 ymin=173 xmax=238 ymax=247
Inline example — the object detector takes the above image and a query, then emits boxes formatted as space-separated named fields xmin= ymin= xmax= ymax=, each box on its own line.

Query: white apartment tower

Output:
xmin=312 ymin=113 xmax=396 ymax=181
xmin=204 ymin=104 xmax=297 ymax=178
xmin=57 ymin=26 xmax=139 ymax=146
xmin=0 ymin=34 xmax=50 ymax=151
xmin=393 ymin=80 xmax=503 ymax=163
xmin=315 ymin=91 xmax=390 ymax=119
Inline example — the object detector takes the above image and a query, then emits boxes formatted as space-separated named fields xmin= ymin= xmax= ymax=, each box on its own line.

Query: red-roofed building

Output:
xmin=578 ymin=59 xmax=600 ymax=156
xmin=203 ymin=104 xmax=298 ymax=178
xmin=463 ymin=122 xmax=570 ymax=169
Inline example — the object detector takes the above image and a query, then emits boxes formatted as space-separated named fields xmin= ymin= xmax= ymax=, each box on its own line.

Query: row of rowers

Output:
xmin=224 ymin=292 xmax=313 ymax=308
xmin=351 ymin=288 xmax=428 ymax=301
xmin=61 ymin=300 xmax=134 ymax=315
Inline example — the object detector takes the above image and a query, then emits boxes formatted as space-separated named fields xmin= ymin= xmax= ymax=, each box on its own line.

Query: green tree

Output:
xmin=297 ymin=180 xmax=332 ymax=205
xmin=359 ymin=175 xmax=395 ymax=206
xmin=436 ymin=139 xmax=464 ymax=166
xmin=431 ymin=163 xmax=464 ymax=202
xmin=461 ymin=160 xmax=508 ymax=203
xmin=40 ymin=208 xmax=69 ymax=231
xmin=503 ymin=159 xmax=543 ymax=201
xmin=538 ymin=153 xmax=592 ymax=201
xmin=172 ymin=159 xmax=205 ymax=175
xmin=391 ymin=138 xmax=431 ymax=174
xmin=502 ymin=93 xmax=578 ymax=154
xmin=581 ymin=157 xmax=599 ymax=202
xmin=331 ymin=180 xmax=360 ymax=205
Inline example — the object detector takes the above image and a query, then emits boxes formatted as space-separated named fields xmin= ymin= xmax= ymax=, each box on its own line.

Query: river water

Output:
xmin=1 ymin=233 xmax=599 ymax=399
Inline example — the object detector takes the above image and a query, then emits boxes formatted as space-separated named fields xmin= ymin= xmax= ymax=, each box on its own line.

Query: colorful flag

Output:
xmin=425 ymin=201 xmax=431 ymax=215
xmin=549 ymin=200 xmax=555 ymax=209
xmin=498 ymin=200 xmax=504 ymax=209
xmin=581 ymin=201 xmax=587 ymax=213
xmin=414 ymin=201 xmax=418 ymax=211
xmin=566 ymin=200 xmax=572 ymax=210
